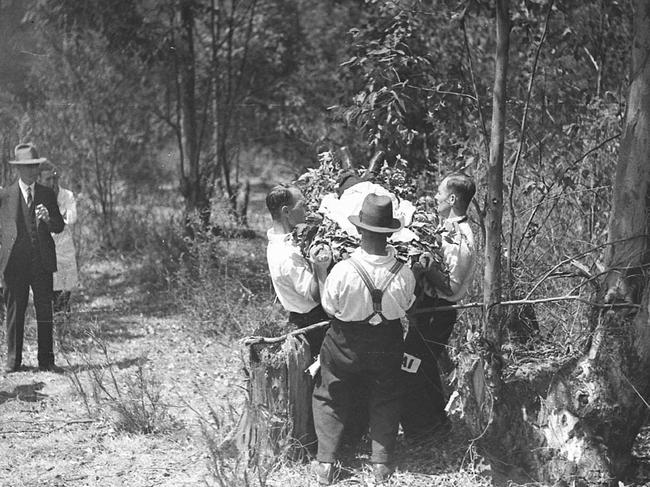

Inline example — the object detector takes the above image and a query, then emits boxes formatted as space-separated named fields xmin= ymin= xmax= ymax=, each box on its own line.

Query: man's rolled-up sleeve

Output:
xmin=320 ymin=265 xmax=342 ymax=317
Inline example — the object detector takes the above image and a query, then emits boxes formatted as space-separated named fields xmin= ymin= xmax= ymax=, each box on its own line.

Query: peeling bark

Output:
xmin=457 ymin=1 xmax=650 ymax=484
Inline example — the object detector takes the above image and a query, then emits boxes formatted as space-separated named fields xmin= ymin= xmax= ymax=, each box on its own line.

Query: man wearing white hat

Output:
xmin=0 ymin=143 xmax=64 ymax=373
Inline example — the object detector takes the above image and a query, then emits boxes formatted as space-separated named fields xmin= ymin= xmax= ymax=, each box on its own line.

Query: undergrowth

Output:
xmin=188 ymin=395 xmax=294 ymax=487
xmin=172 ymin=221 xmax=282 ymax=337
xmin=64 ymin=325 xmax=176 ymax=435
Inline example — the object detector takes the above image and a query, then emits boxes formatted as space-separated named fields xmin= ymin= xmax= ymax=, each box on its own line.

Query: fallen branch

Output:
xmin=242 ymin=320 xmax=330 ymax=346
xmin=241 ymin=295 xmax=641 ymax=345
xmin=410 ymin=295 xmax=640 ymax=316
xmin=0 ymin=418 xmax=99 ymax=434
xmin=2 ymin=418 xmax=96 ymax=425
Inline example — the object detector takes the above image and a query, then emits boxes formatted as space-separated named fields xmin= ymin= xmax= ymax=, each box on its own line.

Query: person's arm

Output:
xmin=63 ymin=190 xmax=77 ymax=225
xmin=401 ymin=266 xmax=417 ymax=313
xmin=319 ymin=264 xmax=341 ymax=318
xmin=414 ymin=252 xmax=453 ymax=297
xmin=428 ymin=266 xmax=454 ymax=297
xmin=309 ymin=243 xmax=332 ymax=300
xmin=440 ymin=234 xmax=474 ymax=298
xmin=286 ymin=252 xmax=317 ymax=301
xmin=37 ymin=189 xmax=64 ymax=234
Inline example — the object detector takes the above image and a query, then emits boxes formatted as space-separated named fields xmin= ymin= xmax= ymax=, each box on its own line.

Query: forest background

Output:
xmin=0 ymin=0 xmax=647 ymax=486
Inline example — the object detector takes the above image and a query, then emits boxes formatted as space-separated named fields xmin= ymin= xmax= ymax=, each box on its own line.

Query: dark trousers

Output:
xmin=289 ymin=304 xmax=329 ymax=358
xmin=401 ymin=296 xmax=457 ymax=437
xmin=4 ymin=265 xmax=54 ymax=369
xmin=313 ymin=319 xmax=404 ymax=464
xmin=288 ymin=304 xmax=329 ymax=453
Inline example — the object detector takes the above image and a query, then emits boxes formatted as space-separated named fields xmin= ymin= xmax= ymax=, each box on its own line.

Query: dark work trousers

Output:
xmin=289 ymin=304 xmax=329 ymax=358
xmin=4 ymin=265 xmax=55 ymax=369
xmin=313 ymin=318 xmax=404 ymax=464
xmin=400 ymin=296 xmax=457 ymax=438
xmin=288 ymin=304 xmax=329 ymax=453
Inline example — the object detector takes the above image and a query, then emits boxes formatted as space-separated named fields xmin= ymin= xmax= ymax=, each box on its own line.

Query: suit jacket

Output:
xmin=0 ymin=181 xmax=64 ymax=278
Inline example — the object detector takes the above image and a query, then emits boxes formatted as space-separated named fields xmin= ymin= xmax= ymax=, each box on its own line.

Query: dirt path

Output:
xmin=4 ymin=253 xmax=649 ymax=487
xmin=0 ymin=253 xmax=499 ymax=487
xmin=0 ymin=257 xmax=245 ymax=487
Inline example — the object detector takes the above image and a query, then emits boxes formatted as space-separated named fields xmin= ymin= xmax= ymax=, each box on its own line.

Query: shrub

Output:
xmin=172 ymin=214 xmax=281 ymax=337
xmin=199 ymin=399 xmax=291 ymax=487
xmin=65 ymin=328 xmax=176 ymax=435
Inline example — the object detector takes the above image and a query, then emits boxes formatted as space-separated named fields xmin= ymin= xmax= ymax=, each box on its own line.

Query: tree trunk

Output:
xmin=458 ymin=1 xmax=650 ymax=484
xmin=235 ymin=335 xmax=316 ymax=462
xmin=528 ymin=0 xmax=650 ymax=481
xmin=483 ymin=0 xmax=509 ymax=346
xmin=458 ymin=0 xmax=510 ymax=439
xmin=179 ymin=0 xmax=204 ymax=215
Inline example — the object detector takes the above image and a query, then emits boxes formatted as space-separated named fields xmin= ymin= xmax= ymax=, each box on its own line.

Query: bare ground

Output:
xmin=0 ymin=257 xmax=244 ymax=487
xmin=1 ymin=250 xmax=649 ymax=487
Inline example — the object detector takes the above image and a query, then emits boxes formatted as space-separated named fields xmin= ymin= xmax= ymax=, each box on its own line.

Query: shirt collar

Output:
xmin=352 ymin=245 xmax=397 ymax=265
xmin=446 ymin=215 xmax=468 ymax=224
xmin=267 ymin=227 xmax=291 ymax=243
xmin=19 ymin=179 xmax=35 ymax=193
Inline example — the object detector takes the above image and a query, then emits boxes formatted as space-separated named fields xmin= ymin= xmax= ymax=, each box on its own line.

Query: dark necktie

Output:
xmin=26 ymin=186 xmax=33 ymax=209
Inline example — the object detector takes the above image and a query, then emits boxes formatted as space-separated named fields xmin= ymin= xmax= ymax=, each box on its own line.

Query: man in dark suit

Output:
xmin=1 ymin=143 xmax=64 ymax=373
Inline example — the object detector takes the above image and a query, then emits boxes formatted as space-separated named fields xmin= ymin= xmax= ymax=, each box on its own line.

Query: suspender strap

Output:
xmin=379 ymin=261 xmax=404 ymax=292
xmin=349 ymin=259 xmax=381 ymax=314
xmin=348 ymin=258 xmax=404 ymax=321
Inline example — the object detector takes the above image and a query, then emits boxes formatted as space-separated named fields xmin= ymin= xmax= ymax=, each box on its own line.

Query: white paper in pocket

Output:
xmin=401 ymin=353 xmax=421 ymax=374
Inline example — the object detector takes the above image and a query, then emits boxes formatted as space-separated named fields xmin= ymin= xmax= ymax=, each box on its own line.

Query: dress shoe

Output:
xmin=372 ymin=463 xmax=393 ymax=483
xmin=39 ymin=363 xmax=65 ymax=374
xmin=311 ymin=461 xmax=334 ymax=485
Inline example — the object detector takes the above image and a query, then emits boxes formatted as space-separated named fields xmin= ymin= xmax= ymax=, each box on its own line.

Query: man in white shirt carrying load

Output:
xmin=401 ymin=172 xmax=476 ymax=441
xmin=312 ymin=193 xmax=416 ymax=485
xmin=265 ymin=184 xmax=330 ymax=356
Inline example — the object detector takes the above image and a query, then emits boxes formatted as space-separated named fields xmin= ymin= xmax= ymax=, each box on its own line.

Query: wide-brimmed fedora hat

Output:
xmin=348 ymin=193 xmax=403 ymax=234
xmin=10 ymin=143 xmax=47 ymax=165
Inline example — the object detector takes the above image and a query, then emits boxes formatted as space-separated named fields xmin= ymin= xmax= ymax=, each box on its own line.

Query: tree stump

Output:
xmin=235 ymin=332 xmax=316 ymax=463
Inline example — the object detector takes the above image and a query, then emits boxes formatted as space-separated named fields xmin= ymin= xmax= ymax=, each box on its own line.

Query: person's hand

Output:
xmin=309 ymin=243 xmax=332 ymax=270
xmin=418 ymin=252 xmax=435 ymax=269
xmin=35 ymin=204 xmax=50 ymax=224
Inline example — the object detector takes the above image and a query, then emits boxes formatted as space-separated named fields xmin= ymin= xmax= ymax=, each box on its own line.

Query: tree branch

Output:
xmin=515 ymin=133 xmax=621 ymax=260
xmin=240 ymin=291 xmax=643 ymax=346
xmin=506 ymin=0 xmax=554 ymax=291
xmin=460 ymin=17 xmax=490 ymax=161
xmin=525 ymin=235 xmax=650 ymax=300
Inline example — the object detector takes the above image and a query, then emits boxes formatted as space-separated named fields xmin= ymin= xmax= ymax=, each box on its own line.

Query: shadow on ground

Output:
xmin=0 ymin=381 xmax=47 ymax=405
xmin=63 ymin=356 xmax=146 ymax=373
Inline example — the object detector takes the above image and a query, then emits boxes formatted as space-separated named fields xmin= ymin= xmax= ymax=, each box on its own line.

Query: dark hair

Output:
xmin=266 ymin=183 xmax=297 ymax=220
xmin=336 ymin=170 xmax=362 ymax=197
xmin=444 ymin=173 xmax=476 ymax=212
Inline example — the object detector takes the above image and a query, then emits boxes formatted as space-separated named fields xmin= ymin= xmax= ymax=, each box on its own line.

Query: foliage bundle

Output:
xmin=291 ymin=150 xmax=450 ymax=276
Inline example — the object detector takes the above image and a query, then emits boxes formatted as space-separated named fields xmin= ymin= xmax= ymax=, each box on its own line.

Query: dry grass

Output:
xmin=2 ymin=204 xmax=648 ymax=486
xmin=64 ymin=327 xmax=176 ymax=435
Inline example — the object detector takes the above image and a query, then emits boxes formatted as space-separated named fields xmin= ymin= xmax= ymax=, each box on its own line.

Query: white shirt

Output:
xmin=266 ymin=228 xmax=319 ymax=314
xmin=321 ymin=246 xmax=416 ymax=322
xmin=53 ymin=187 xmax=79 ymax=291
xmin=18 ymin=179 xmax=35 ymax=206
xmin=436 ymin=216 xmax=476 ymax=302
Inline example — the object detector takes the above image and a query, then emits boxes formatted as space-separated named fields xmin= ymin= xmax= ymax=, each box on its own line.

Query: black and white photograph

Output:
xmin=0 ymin=1 xmax=647 ymax=485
